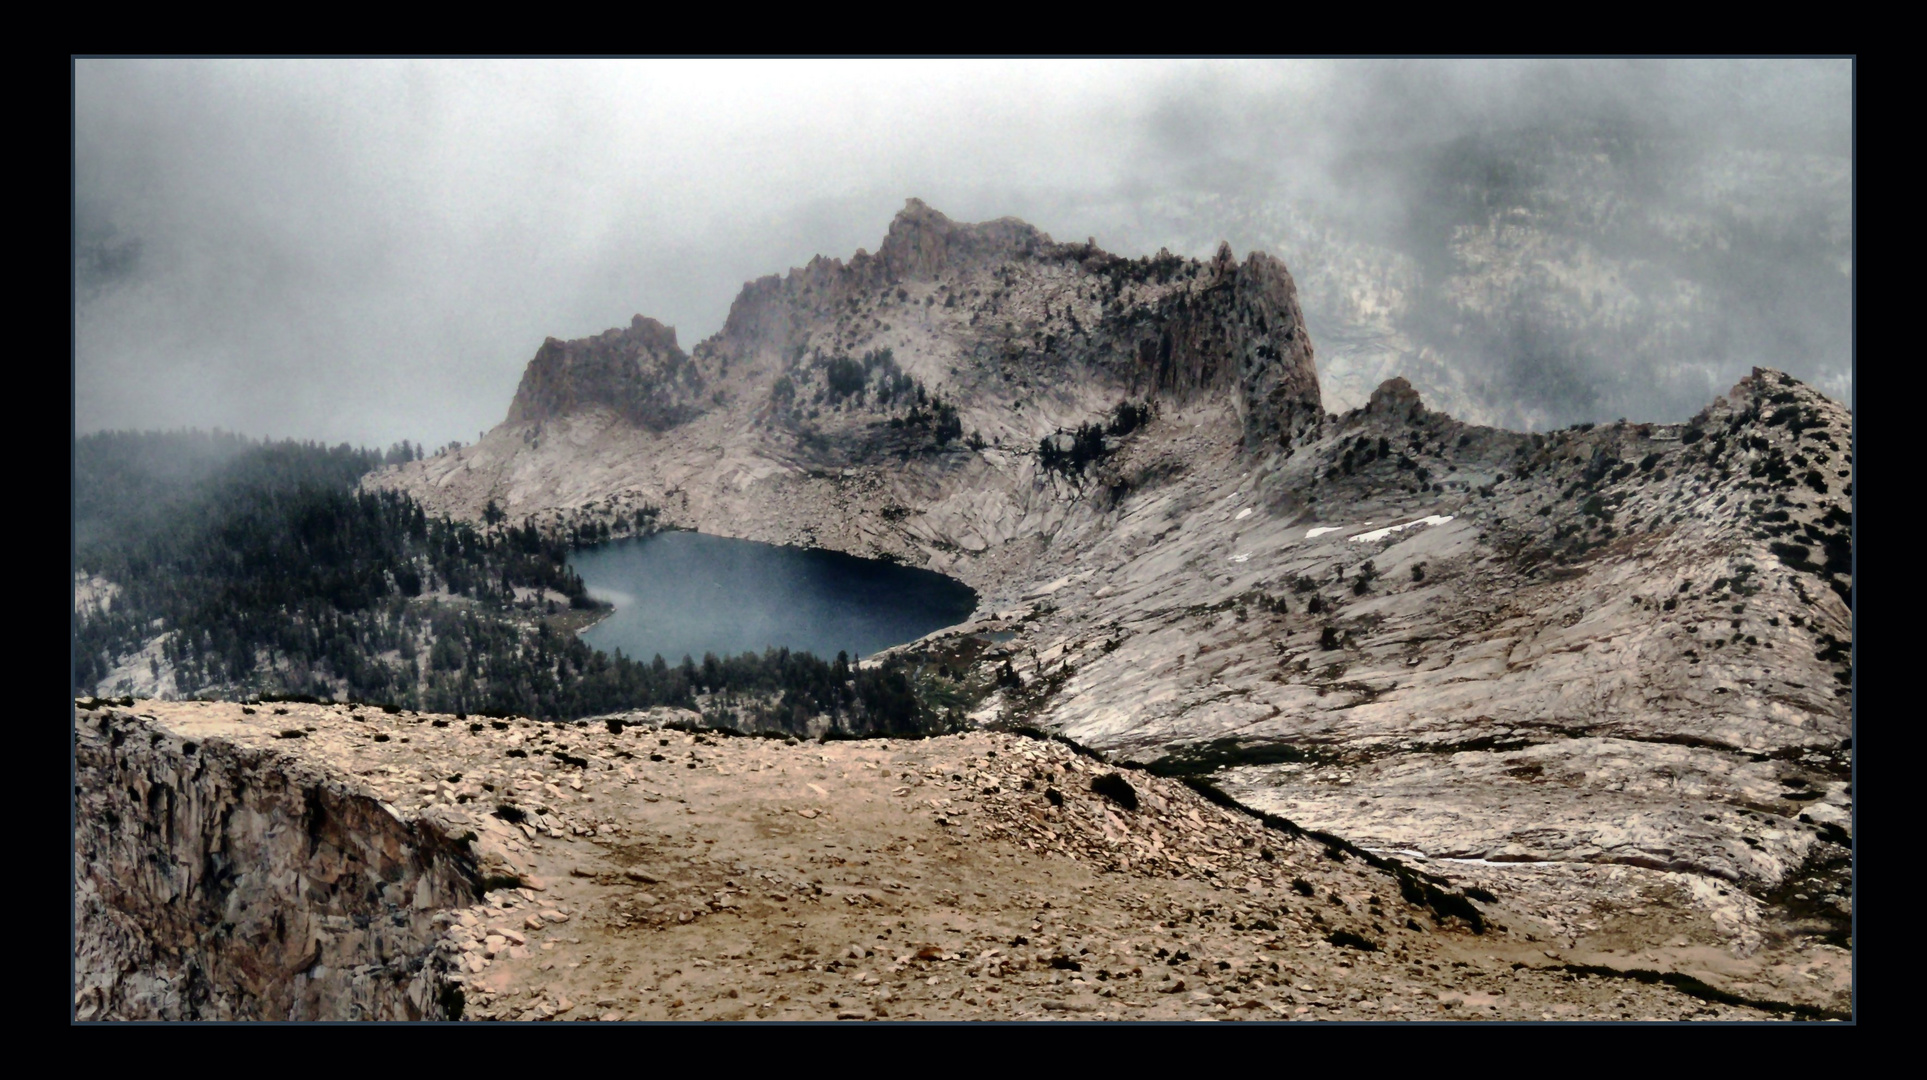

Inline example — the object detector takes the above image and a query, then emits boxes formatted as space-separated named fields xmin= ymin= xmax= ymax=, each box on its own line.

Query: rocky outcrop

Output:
xmin=873 ymin=197 xmax=1052 ymax=281
xmin=505 ymin=315 xmax=704 ymax=431
xmin=489 ymin=201 xmax=1319 ymax=456
xmin=1365 ymin=376 xmax=1424 ymax=421
xmin=1152 ymin=243 xmax=1322 ymax=451
xmin=73 ymin=705 xmax=479 ymax=1020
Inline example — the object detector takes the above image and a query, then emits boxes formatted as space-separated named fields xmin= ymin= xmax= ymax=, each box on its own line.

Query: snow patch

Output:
xmin=1234 ymin=507 xmax=1253 ymax=521
xmin=1305 ymin=526 xmax=1343 ymax=539
xmin=1350 ymin=515 xmax=1455 ymax=544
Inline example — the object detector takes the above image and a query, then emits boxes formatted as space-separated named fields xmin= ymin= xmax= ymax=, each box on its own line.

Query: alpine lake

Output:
xmin=568 ymin=530 xmax=978 ymax=665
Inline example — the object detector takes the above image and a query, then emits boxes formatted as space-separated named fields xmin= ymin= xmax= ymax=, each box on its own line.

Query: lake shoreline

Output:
xmin=571 ymin=602 xmax=618 ymax=638
xmin=568 ymin=530 xmax=977 ymax=663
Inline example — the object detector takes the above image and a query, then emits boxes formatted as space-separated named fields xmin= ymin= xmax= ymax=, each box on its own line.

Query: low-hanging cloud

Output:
xmin=74 ymin=58 xmax=1851 ymax=447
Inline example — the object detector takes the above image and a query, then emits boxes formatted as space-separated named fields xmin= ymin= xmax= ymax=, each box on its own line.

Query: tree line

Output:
xmin=73 ymin=432 xmax=939 ymax=734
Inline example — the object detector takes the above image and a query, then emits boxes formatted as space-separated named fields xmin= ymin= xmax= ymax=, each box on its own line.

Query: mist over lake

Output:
xmin=568 ymin=531 xmax=979 ymax=664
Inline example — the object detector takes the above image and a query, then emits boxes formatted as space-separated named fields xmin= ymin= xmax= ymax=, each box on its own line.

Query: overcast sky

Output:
xmin=74 ymin=59 xmax=1852 ymax=449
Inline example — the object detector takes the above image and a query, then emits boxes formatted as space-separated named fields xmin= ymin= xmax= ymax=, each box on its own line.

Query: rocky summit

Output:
xmin=78 ymin=201 xmax=1852 ymax=1020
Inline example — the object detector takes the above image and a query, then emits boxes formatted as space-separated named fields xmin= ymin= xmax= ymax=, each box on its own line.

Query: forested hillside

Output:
xmin=72 ymin=432 xmax=933 ymax=733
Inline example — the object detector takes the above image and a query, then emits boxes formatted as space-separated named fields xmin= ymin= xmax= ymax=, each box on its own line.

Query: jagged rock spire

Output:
xmin=505 ymin=315 xmax=701 ymax=431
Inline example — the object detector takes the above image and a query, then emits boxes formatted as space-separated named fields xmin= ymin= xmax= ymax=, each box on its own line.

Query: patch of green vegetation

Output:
xmin=1038 ymin=399 xmax=1157 ymax=477
xmin=1144 ymin=737 xmax=1316 ymax=777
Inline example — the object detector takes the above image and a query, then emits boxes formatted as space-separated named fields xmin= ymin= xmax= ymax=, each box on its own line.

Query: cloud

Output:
xmin=73 ymin=58 xmax=1851 ymax=446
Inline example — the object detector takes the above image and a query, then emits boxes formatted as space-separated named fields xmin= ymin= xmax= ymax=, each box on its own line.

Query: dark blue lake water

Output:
xmin=568 ymin=531 xmax=978 ymax=664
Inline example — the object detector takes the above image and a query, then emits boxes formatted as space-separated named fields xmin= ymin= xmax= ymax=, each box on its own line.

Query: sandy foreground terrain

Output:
xmin=78 ymin=699 xmax=1848 ymax=1021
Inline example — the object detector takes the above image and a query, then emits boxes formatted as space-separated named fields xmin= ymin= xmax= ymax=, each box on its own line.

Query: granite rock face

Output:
xmin=1222 ymin=246 xmax=1323 ymax=452
xmin=490 ymin=200 xmax=1320 ymax=461
xmin=505 ymin=315 xmax=704 ymax=432
xmin=873 ymin=196 xmax=1054 ymax=281
xmin=73 ymin=705 xmax=478 ymax=1020
xmin=1018 ymin=369 xmax=1851 ymax=913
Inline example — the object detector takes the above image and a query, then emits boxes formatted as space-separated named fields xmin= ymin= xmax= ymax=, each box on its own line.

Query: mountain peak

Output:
xmin=505 ymin=314 xmax=700 ymax=430
xmin=1367 ymin=377 xmax=1425 ymax=421
xmin=875 ymin=199 xmax=1052 ymax=281
xmin=499 ymin=200 xmax=1324 ymax=456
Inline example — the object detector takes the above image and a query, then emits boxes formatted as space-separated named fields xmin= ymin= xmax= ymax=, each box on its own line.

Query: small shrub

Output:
xmin=824 ymin=356 xmax=866 ymax=399
xmin=1325 ymin=930 xmax=1378 ymax=951
xmin=1090 ymin=772 xmax=1139 ymax=811
xmin=1108 ymin=400 xmax=1154 ymax=437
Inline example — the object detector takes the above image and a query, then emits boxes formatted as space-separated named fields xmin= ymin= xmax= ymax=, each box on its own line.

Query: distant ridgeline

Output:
xmin=71 ymin=431 xmax=936 ymax=734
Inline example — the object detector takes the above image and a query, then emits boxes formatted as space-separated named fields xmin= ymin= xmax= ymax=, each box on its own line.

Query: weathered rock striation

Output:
xmin=74 ymin=704 xmax=479 ymax=1020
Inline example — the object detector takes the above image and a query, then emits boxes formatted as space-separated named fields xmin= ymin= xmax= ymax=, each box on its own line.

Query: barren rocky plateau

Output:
xmin=75 ymin=699 xmax=1848 ymax=1021
xmin=78 ymin=200 xmax=1852 ymax=1020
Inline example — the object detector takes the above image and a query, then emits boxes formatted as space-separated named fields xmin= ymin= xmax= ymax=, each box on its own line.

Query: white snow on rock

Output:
xmin=1304 ymin=526 xmax=1343 ymax=538
xmin=1234 ymin=507 xmax=1253 ymax=521
xmin=1350 ymin=515 xmax=1455 ymax=543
